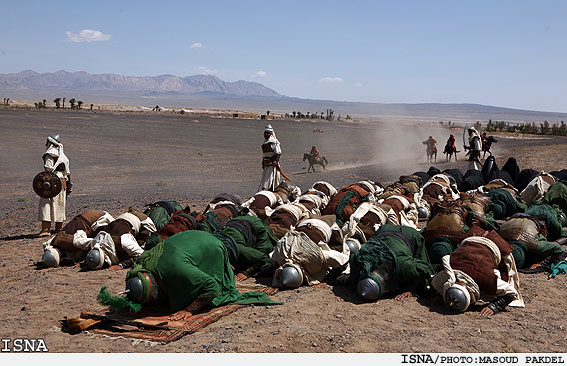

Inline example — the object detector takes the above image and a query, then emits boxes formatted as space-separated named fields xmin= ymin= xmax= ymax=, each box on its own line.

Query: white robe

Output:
xmin=38 ymin=155 xmax=67 ymax=222
xmin=259 ymin=134 xmax=282 ymax=191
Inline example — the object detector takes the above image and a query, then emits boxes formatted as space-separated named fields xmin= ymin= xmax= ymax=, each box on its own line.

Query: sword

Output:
xmin=275 ymin=163 xmax=292 ymax=181
xmin=462 ymin=123 xmax=468 ymax=151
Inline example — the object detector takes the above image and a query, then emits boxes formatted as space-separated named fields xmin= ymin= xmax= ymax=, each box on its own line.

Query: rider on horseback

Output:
xmin=423 ymin=136 xmax=437 ymax=162
xmin=310 ymin=145 xmax=320 ymax=162
xmin=443 ymin=134 xmax=459 ymax=161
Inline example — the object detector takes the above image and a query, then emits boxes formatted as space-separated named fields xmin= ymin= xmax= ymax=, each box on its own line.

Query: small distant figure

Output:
xmin=152 ymin=105 xmax=161 ymax=112
xmin=303 ymin=145 xmax=328 ymax=172
xmin=481 ymin=132 xmax=498 ymax=158
xmin=464 ymin=127 xmax=482 ymax=170
xmin=443 ymin=134 xmax=459 ymax=162
xmin=423 ymin=136 xmax=437 ymax=163
xmin=310 ymin=145 xmax=320 ymax=159
xmin=259 ymin=124 xmax=284 ymax=191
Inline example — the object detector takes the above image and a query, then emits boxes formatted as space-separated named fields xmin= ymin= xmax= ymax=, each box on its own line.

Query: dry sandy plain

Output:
xmin=1 ymin=105 xmax=567 ymax=355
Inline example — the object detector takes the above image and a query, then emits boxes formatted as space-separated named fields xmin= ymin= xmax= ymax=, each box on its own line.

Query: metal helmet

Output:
xmin=345 ymin=238 xmax=361 ymax=254
xmin=357 ymin=276 xmax=383 ymax=301
xmin=280 ymin=266 xmax=303 ymax=289
xmin=85 ymin=247 xmax=105 ymax=269
xmin=49 ymin=134 xmax=61 ymax=143
xmin=444 ymin=285 xmax=471 ymax=313
xmin=126 ymin=272 xmax=158 ymax=305
xmin=417 ymin=206 xmax=429 ymax=219
xmin=126 ymin=277 xmax=145 ymax=304
xmin=41 ymin=247 xmax=61 ymax=267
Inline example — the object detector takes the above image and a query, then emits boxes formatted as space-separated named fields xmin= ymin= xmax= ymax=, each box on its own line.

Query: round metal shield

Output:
xmin=33 ymin=171 xmax=62 ymax=198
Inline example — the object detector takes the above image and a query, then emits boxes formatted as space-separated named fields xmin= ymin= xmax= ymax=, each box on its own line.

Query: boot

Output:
xmin=38 ymin=221 xmax=51 ymax=237
xmin=52 ymin=222 xmax=63 ymax=234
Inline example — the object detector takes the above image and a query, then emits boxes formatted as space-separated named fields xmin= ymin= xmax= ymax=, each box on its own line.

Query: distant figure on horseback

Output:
xmin=304 ymin=145 xmax=328 ymax=172
xmin=481 ymin=132 xmax=498 ymax=158
xmin=443 ymin=134 xmax=459 ymax=162
xmin=423 ymin=136 xmax=437 ymax=163
xmin=464 ymin=127 xmax=483 ymax=170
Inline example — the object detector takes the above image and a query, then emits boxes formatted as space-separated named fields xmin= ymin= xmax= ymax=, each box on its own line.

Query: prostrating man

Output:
xmin=97 ymin=230 xmax=278 ymax=319
xmin=40 ymin=209 xmax=113 ymax=267
xmin=431 ymin=226 xmax=524 ymax=317
xmin=350 ymin=224 xmax=435 ymax=302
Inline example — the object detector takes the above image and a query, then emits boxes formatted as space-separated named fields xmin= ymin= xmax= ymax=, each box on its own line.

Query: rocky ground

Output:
xmin=1 ymin=107 xmax=567 ymax=354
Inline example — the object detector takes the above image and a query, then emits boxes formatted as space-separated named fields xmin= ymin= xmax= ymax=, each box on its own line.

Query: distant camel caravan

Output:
xmin=303 ymin=153 xmax=328 ymax=173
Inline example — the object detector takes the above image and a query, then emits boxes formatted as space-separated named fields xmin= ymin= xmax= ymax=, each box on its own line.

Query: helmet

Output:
xmin=357 ymin=276 xmax=382 ymax=301
xmin=126 ymin=277 xmax=145 ymax=304
xmin=444 ymin=284 xmax=470 ymax=312
xmin=345 ymin=238 xmax=361 ymax=254
xmin=280 ymin=266 xmax=303 ymax=289
xmin=264 ymin=124 xmax=274 ymax=132
xmin=417 ymin=206 xmax=429 ymax=219
xmin=47 ymin=134 xmax=61 ymax=145
xmin=85 ymin=247 xmax=105 ymax=269
xmin=560 ymin=214 xmax=566 ymax=227
xmin=126 ymin=272 xmax=159 ymax=304
xmin=41 ymin=247 xmax=61 ymax=267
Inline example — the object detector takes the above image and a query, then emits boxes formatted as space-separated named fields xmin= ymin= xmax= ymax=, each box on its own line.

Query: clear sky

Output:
xmin=1 ymin=1 xmax=566 ymax=112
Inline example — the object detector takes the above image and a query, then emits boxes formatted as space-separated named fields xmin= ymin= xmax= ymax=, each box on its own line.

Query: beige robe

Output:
xmin=38 ymin=155 xmax=67 ymax=222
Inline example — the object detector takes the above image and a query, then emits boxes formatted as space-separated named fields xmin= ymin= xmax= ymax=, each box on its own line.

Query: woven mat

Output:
xmin=61 ymin=284 xmax=279 ymax=344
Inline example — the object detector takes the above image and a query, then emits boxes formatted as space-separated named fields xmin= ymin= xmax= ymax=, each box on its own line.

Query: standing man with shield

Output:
xmin=36 ymin=135 xmax=72 ymax=236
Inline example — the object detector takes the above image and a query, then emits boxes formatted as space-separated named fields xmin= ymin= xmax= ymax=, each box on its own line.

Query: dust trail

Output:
xmin=329 ymin=118 xmax=454 ymax=175
xmin=326 ymin=161 xmax=375 ymax=171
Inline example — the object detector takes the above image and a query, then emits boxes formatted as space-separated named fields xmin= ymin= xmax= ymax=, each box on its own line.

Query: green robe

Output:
xmin=543 ymin=182 xmax=567 ymax=220
xmin=350 ymin=224 xmax=434 ymax=294
xmin=221 ymin=216 xmax=278 ymax=277
xmin=487 ymin=188 xmax=526 ymax=220
xmin=128 ymin=230 xmax=276 ymax=312
xmin=525 ymin=203 xmax=567 ymax=241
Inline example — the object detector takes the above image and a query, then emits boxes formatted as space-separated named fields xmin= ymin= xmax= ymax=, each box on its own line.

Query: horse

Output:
xmin=303 ymin=153 xmax=328 ymax=172
xmin=425 ymin=144 xmax=437 ymax=163
xmin=443 ymin=141 xmax=459 ymax=162
xmin=482 ymin=136 xmax=498 ymax=158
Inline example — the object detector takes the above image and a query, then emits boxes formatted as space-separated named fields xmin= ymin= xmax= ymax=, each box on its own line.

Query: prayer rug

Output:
xmin=61 ymin=284 xmax=279 ymax=344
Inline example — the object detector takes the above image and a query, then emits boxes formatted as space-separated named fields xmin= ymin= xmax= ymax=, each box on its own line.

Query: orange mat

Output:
xmin=61 ymin=284 xmax=279 ymax=344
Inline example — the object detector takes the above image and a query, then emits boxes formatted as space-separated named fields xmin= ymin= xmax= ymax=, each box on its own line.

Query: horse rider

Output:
xmin=447 ymin=134 xmax=456 ymax=149
xmin=423 ymin=136 xmax=437 ymax=154
xmin=259 ymin=124 xmax=283 ymax=191
xmin=464 ymin=127 xmax=482 ymax=170
xmin=310 ymin=145 xmax=320 ymax=162
xmin=443 ymin=134 xmax=460 ymax=161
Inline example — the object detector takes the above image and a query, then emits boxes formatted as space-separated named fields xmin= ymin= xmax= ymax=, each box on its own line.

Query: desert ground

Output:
xmin=1 ymin=105 xmax=567 ymax=354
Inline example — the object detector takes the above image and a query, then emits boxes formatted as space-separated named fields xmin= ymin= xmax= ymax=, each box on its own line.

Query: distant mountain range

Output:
xmin=2 ymin=70 xmax=567 ymax=123
xmin=0 ymin=70 xmax=281 ymax=97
